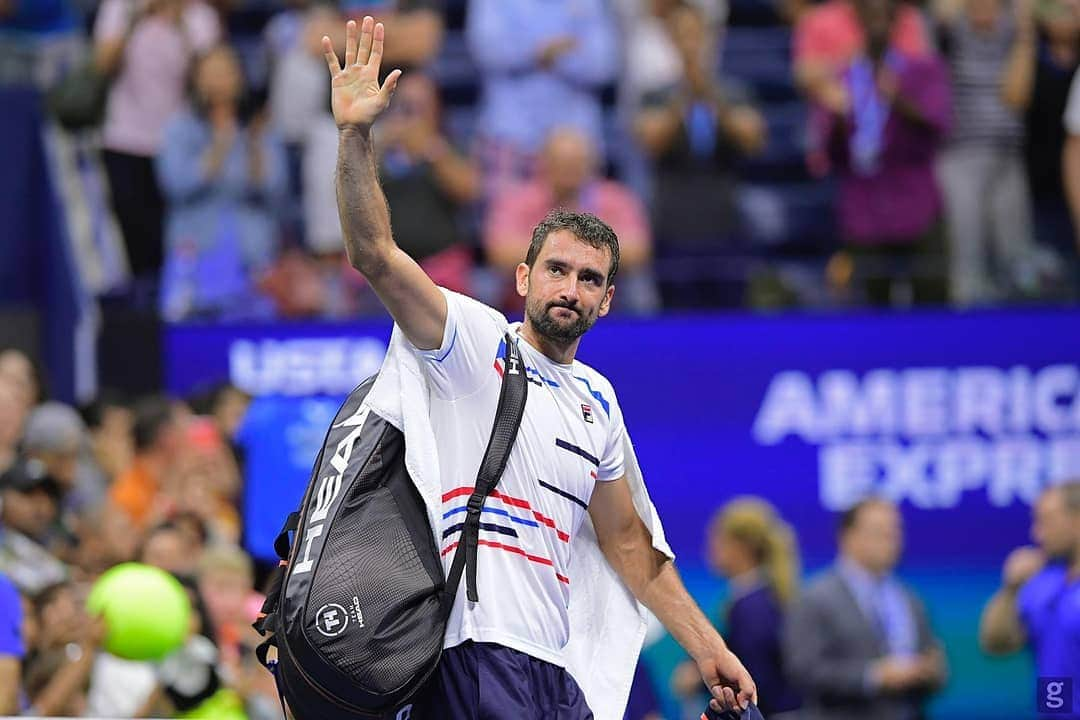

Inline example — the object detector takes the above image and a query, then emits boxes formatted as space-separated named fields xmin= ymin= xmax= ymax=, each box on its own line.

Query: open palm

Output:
xmin=322 ymin=17 xmax=401 ymax=130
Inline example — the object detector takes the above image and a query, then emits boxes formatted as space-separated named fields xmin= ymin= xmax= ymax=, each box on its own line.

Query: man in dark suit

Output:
xmin=783 ymin=498 xmax=946 ymax=720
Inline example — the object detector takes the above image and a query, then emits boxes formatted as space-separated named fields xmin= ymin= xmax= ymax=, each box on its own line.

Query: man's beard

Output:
xmin=526 ymin=296 xmax=596 ymax=343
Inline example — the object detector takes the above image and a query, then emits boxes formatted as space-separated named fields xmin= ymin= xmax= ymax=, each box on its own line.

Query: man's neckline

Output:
xmin=512 ymin=323 xmax=576 ymax=369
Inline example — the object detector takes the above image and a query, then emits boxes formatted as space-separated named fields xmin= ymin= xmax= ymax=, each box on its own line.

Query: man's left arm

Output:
xmin=589 ymin=477 xmax=757 ymax=712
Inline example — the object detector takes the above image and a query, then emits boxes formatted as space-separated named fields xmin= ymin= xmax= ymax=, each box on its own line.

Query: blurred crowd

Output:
xmin=0 ymin=337 xmax=1077 ymax=719
xmin=0 ymin=346 xmax=282 ymax=717
xmin=2 ymin=0 xmax=1080 ymax=318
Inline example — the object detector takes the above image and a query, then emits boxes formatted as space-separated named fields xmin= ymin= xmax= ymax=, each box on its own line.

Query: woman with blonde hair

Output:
xmin=674 ymin=496 xmax=803 ymax=718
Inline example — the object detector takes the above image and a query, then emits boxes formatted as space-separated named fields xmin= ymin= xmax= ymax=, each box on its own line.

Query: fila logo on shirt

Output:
xmin=581 ymin=404 xmax=593 ymax=423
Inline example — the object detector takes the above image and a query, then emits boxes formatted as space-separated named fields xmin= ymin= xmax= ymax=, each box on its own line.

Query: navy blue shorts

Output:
xmin=391 ymin=641 xmax=594 ymax=720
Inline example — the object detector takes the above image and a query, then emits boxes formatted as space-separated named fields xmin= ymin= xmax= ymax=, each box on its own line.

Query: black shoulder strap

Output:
xmin=445 ymin=333 xmax=528 ymax=604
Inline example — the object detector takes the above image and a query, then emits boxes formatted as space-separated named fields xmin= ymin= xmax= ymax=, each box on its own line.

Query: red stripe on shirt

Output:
xmin=442 ymin=487 xmax=570 ymax=543
xmin=441 ymin=540 xmax=570 ymax=585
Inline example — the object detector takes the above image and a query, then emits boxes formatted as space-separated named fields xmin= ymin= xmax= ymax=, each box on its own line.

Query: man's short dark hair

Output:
xmin=132 ymin=395 xmax=176 ymax=453
xmin=525 ymin=210 xmax=620 ymax=287
xmin=839 ymin=497 xmax=892 ymax=536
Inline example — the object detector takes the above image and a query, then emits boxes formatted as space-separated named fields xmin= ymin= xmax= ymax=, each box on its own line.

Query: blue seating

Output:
xmin=739 ymin=101 xmax=808 ymax=182
xmin=721 ymin=27 xmax=796 ymax=103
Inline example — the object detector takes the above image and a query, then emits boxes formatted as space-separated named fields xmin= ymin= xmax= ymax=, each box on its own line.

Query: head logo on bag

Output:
xmin=252 ymin=336 xmax=527 ymax=719
xmin=294 ymin=406 xmax=370 ymax=575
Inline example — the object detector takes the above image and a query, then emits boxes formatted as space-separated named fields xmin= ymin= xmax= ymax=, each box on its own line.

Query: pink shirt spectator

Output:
xmin=793 ymin=0 xmax=930 ymax=67
xmin=94 ymin=0 xmax=220 ymax=157
xmin=484 ymin=180 xmax=651 ymax=266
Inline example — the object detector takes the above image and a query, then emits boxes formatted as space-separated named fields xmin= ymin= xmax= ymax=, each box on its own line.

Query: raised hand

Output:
xmin=322 ymin=16 xmax=402 ymax=131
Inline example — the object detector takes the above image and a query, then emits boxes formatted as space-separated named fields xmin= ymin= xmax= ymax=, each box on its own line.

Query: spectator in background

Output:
xmin=1004 ymin=0 xmax=1080 ymax=297
xmin=793 ymin=0 xmax=930 ymax=113
xmin=613 ymin=0 xmax=725 ymax=203
xmin=811 ymin=0 xmax=951 ymax=306
xmin=0 ymin=348 xmax=40 ymax=475
xmin=263 ymin=0 xmax=317 ymax=64
xmin=936 ymin=0 xmax=1040 ymax=305
xmin=157 ymin=44 xmax=288 ymax=322
xmin=634 ymin=1 xmax=766 ymax=308
xmin=187 ymin=382 xmax=250 ymax=467
xmin=376 ymin=72 xmax=480 ymax=294
xmin=300 ymin=70 xmax=482 ymax=314
xmin=979 ymin=481 xmax=1080 ymax=716
xmin=466 ymin=0 xmax=618 ymax=190
xmin=784 ymin=499 xmax=946 ymax=720
xmin=23 ymin=402 xmax=106 ymax=518
xmin=108 ymin=396 xmax=184 ymax=529
xmin=22 ymin=581 xmax=105 ymax=717
xmin=484 ymin=127 xmax=657 ymax=313
xmin=0 ymin=379 xmax=27 ymax=475
xmin=163 ymin=418 xmax=242 ymax=543
xmin=68 ymin=504 xmax=138 ymax=581
xmin=0 ymin=348 xmax=42 ymax=413
xmin=270 ymin=1 xmax=440 ymax=250
xmin=93 ymin=0 xmax=221 ymax=306
xmin=79 ymin=391 xmax=134 ymax=488
xmin=673 ymin=498 xmax=802 ymax=719
xmin=339 ymin=0 xmax=444 ymax=70
xmin=268 ymin=2 xmax=343 ymax=238
xmin=1057 ymin=52 xmax=1080 ymax=286
xmin=0 ymin=458 xmax=68 ymax=596
xmin=139 ymin=520 xmax=205 ymax=583
xmin=0 ymin=573 xmax=22 ymax=715
xmin=197 ymin=544 xmax=260 ymax=664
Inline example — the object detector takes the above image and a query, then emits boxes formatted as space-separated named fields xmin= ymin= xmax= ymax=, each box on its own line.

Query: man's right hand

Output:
xmin=871 ymin=655 xmax=925 ymax=692
xmin=323 ymin=17 xmax=402 ymax=131
xmin=1003 ymin=546 xmax=1045 ymax=591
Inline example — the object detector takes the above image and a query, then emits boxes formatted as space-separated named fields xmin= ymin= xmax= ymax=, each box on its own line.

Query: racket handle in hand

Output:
xmin=701 ymin=702 xmax=762 ymax=720
xmin=699 ymin=703 xmax=743 ymax=720
xmin=701 ymin=706 xmax=727 ymax=720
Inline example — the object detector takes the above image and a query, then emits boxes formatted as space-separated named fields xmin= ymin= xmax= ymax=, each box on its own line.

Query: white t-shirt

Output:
xmin=413 ymin=292 xmax=628 ymax=667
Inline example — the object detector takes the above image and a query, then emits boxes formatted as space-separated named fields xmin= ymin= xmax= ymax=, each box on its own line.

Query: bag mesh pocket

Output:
xmin=305 ymin=486 xmax=444 ymax=693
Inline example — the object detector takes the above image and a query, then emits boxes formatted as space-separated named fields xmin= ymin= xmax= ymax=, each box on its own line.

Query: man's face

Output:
xmin=517 ymin=231 xmax=614 ymax=344
xmin=142 ymin=528 xmax=199 ymax=579
xmin=389 ymin=74 xmax=439 ymax=127
xmin=33 ymin=446 xmax=79 ymax=491
xmin=0 ymin=379 xmax=26 ymax=449
xmin=1032 ymin=488 xmax=1077 ymax=558
xmin=1 ymin=487 xmax=56 ymax=538
xmin=0 ymin=350 xmax=35 ymax=410
xmin=541 ymin=131 xmax=595 ymax=201
xmin=857 ymin=0 xmax=897 ymax=50
xmin=844 ymin=501 xmax=904 ymax=575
